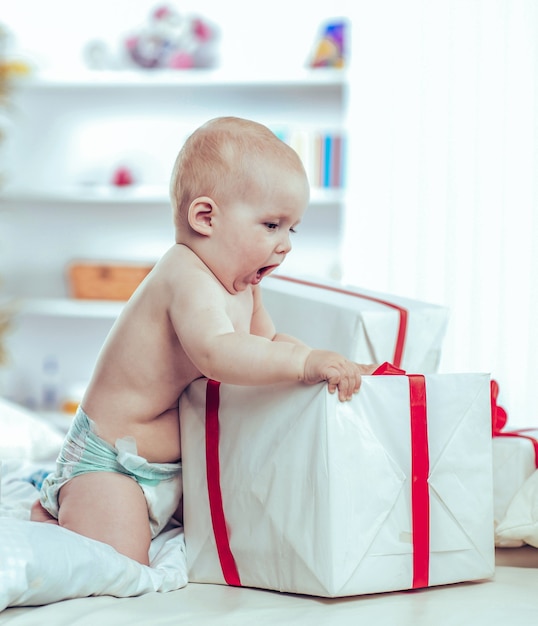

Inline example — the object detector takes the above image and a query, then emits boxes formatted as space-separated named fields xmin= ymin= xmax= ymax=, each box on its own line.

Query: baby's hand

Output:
xmin=303 ymin=350 xmax=377 ymax=402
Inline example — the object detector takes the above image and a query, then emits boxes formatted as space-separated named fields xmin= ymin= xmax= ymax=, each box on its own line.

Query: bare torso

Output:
xmin=81 ymin=245 xmax=254 ymax=463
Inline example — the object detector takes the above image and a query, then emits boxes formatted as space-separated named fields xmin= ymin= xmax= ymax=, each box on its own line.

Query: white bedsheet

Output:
xmin=1 ymin=554 xmax=538 ymax=626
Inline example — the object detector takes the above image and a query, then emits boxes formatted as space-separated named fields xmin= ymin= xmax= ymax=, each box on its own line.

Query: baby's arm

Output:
xmin=250 ymin=287 xmax=310 ymax=348
xmin=197 ymin=329 xmax=366 ymax=400
xmin=250 ymin=286 xmax=375 ymax=400
xmin=251 ymin=288 xmax=376 ymax=400
xmin=172 ymin=275 xmax=370 ymax=400
xmin=170 ymin=276 xmax=309 ymax=386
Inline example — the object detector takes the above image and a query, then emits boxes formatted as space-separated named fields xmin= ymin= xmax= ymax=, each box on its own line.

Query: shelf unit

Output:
xmin=0 ymin=67 xmax=350 ymax=408
xmin=2 ymin=67 xmax=348 ymax=292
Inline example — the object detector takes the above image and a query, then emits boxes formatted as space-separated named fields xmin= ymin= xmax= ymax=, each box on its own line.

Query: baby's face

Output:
xmin=213 ymin=164 xmax=309 ymax=294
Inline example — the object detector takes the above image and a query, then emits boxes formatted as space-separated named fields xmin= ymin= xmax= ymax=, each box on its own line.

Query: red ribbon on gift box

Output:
xmin=204 ymin=362 xmax=430 ymax=590
xmin=373 ymin=362 xmax=430 ymax=589
xmin=270 ymin=275 xmax=409 ymax=369
xmin=491 ymin=379 xmax=538 ymax=467
xmin=205 ymin=379 xmax=242 ymax=586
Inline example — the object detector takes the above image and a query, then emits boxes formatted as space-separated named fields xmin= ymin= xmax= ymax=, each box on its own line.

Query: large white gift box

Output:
xmin=261 ymin=275 xmax=449 ymax=373
xmin=179 ymin=372 xmax=494 ymax=597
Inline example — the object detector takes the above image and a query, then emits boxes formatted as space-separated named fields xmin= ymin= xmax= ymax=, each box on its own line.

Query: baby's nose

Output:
xmin=278 ymin=232 xmax=292 ymax=254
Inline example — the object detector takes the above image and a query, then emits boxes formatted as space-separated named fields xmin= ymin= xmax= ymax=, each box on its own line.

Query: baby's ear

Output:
xmin=188 ymin=197 xmax=215 ymax=236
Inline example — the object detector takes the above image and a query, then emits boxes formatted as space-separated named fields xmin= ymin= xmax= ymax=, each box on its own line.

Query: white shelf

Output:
xmin=19 ymin=297 xmax=125 ymax=319
xmin=0 ymin=185 xmax=344 ymax=206
xmin=0 ymin=185 xmax=170 ymax=205
xmin=13 ymin=68 xmax=347 ymax=90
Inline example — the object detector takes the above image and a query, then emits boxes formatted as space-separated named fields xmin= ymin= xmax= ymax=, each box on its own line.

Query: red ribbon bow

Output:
xmin=490 ymin=380 xmax=508 ymax=435
xmin=490 ymin=379 xmax=538 ymax=467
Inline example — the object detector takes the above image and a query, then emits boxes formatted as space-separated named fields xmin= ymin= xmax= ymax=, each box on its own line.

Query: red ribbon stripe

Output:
xmin=373 ymin=363 xmax=430 ymax=588
xmin=205 ymin=379 xmax=242 ymax=586
xmin=408 ymin=374 xmax=430 ymax=588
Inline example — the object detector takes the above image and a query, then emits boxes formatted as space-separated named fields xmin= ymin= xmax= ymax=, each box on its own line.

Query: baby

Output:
xmin=31 ymin=117 xmax=374 ymax=564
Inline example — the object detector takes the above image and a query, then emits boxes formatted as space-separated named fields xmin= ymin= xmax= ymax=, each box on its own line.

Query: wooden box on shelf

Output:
xmin=67 ymin=261 xmax=154 ymax=301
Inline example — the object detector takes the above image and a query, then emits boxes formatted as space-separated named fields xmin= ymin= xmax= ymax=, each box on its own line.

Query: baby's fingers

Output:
xmin=336 ymin=374 xmax=354 ymax=402
xmin=325 ymin=367 xmax=345 ymax=399
xmin=337 ymin=386 xmax=350 ymax=402
xmin=337 ymin=366 xmax=363 ymax=401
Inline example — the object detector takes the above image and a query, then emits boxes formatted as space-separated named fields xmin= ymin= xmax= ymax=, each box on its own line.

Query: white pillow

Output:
xmin=495 ymin=469 xmax=538 ymax=548
xmin=0 ymin=397 xmax=64 ymax=461
xmin=0 ymin=519 xmax=188 ymax=609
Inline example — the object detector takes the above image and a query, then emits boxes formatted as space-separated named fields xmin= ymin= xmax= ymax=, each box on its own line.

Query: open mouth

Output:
xmin=255 ymin=265 xmax=277 ymax=283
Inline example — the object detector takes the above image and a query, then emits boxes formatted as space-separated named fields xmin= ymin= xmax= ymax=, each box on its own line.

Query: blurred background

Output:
xmin=0 ymin=0 xmax=536 ymax=427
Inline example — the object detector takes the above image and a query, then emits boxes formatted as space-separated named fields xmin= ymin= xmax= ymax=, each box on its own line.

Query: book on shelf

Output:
xmin=275 ymin=129 xmax=346 ymax=189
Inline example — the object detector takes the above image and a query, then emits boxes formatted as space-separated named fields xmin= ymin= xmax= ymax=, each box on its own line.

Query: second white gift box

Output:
xmin=261 ymin=275 xmax=449 ymax=372
xmin=493 ymin=432 xmax=538 ymax=541
xmin=489 ymin=381 xmax=538 ymax=540
xmin=179 ymin=372 xmax=494 ymax=597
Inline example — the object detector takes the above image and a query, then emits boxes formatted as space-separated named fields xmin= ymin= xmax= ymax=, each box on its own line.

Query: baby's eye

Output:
xmin=290 ymin=227 xmax=297 ymax=234
xmin=265 ymin=222 xmax=279 ymax=230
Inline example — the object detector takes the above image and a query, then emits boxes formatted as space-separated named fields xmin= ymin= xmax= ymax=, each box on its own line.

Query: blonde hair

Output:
xmin=169 ymin=117 xmax=306 ymax=237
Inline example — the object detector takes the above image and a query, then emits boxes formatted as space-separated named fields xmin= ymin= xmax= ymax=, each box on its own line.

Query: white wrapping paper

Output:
xmin=261 ymin=275 xmax=449 ymax=373
xmin=493 ymin=433 xmax=538 ymax=538
xmin=180 ymin=373 xmax=494 ymax=597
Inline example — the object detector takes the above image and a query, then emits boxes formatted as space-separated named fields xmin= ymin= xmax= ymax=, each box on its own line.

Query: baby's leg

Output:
xmin=58 ymin=472 xmax=152 ymax=565
xmin=30 ymin=500 xmax=59 ymax=524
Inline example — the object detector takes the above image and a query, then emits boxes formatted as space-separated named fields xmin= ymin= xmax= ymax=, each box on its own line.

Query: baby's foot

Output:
xmin=30 ymin=500 xmax=59 ymax=525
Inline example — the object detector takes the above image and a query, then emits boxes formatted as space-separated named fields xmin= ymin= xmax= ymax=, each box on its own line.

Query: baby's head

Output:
xmin=169 ymin=117 xmax=309 ymax=241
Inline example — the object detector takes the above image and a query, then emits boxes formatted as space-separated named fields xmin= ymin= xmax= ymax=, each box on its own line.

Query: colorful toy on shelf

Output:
xmin=309 ymin=19 xmax=348 ymax=69
xmin=124 ymin=5 xmax=219 ymax=70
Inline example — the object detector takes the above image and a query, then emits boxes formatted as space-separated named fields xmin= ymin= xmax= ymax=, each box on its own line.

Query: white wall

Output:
xmin=343 ymin=0 xmax=538 ymax=427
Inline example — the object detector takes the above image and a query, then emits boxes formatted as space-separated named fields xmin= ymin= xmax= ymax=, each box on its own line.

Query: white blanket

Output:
xmin=0 ymin=397 xmax=188 ymax=610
